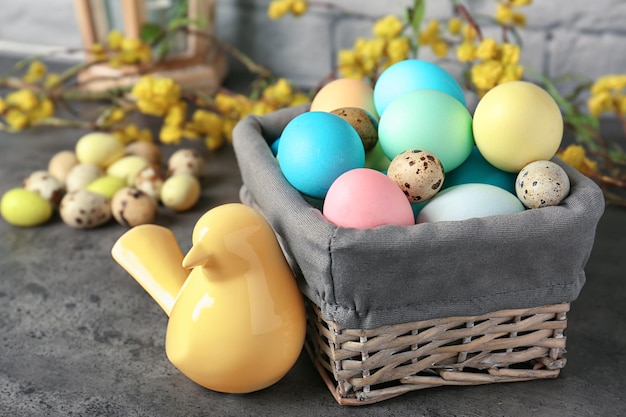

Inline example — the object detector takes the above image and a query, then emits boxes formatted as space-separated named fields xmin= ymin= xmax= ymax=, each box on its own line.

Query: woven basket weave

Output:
xmin=305 ymin=301 xmax=568 ymax=405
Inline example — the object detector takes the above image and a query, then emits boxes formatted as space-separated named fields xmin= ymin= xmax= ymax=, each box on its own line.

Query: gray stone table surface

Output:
xmin=1 ymin=56 xmax=625 ymax=417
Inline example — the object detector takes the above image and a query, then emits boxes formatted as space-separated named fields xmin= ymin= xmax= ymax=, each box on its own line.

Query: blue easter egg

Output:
xmin=443 ymin=147 xmax=517 ymax=194
xmin=277 ymin=112 xmax=365 ymax=199
xmin=374 ymin=59 xmax=466 ymax=116
xmin=270 ymin=137 xmax=280 ymax=156
xmin=378 ymin=89 xmax=474 ymax=172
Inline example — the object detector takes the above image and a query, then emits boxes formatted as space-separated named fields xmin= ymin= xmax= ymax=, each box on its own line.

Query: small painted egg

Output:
xmin=515 ymin=160 xmax=571 ymax=209
xmin=133 ymin=166 xmax=164 ymax=202
xmin=106 ymin=155 xmax=150 ymax=185
xmin=1 ymin=188 xmax=53 ymax=227
xmin=167 ymin=148 xmax=205 ymax=177
xmin=161 ymin=174 xmax=201 ymax=212
xmin=23 ymin=170 xmax=64 ymax=205
xmin=65 ymin=163 xmax=104 ymax=193
xmin=387 ymin=150 xmax=445 ymax=203
xmin=48 ymin=150 xmax=79 ymax=184
xmin=59 ymin=189 xmax=112 ymax=229
xmin=330 ymin=107 xmax=378 ymax=151
xmin=75 ymin=132 xmax=125 ymax=168
xmin=111 ymin=187 xmax=158 ymax=227
xmin=86 ymin=175 xmax=127 ymax=199
xmin=125 ymin=141 xmax=162 ymax=166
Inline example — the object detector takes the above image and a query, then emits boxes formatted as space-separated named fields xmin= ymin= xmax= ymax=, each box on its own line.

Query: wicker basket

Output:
xmin=232 ymin=106 xmax=605 ymax=405
xmin=305 ymin=300 xmax=568 ymax=405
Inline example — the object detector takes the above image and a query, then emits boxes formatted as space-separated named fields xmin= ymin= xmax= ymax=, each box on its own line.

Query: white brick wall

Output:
xmin=0 ymin=0 xmax=624 ymax=88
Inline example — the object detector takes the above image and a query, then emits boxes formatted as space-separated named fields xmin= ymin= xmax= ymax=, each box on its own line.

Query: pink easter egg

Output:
xmin=323 ymin=168 xmax=414 ymax=228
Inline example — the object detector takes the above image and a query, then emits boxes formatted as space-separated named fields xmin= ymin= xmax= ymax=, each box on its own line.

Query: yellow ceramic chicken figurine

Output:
xmin=111 ymin=203 xmax=306 ymax=393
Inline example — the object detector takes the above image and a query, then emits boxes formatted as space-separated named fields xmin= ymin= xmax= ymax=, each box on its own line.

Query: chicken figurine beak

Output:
xmin=111 ymin=203 xmax=306 ymax=394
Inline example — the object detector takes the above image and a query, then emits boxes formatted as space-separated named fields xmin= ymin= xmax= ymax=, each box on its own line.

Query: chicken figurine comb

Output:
xmin=111 ymin=203 xmax=306 ymax=393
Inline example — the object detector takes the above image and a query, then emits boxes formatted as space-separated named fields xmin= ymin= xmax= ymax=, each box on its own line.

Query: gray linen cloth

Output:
xmin=233 ymin=104 xmax=606 ymax=329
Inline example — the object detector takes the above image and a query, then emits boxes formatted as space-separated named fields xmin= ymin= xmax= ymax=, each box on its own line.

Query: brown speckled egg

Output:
xmin=59 ymin=189 xmax=111 ymax=229
xmin=387 ymin=149 xmax=444 ymax=203
xmin=23 ymin=170 xmax=64 ymax=205
xmin=111 ymin=187 xmax=158 ymax=227
xmin=133 ymin=166 xmax=164 ymax=202
xmin=516 ymin=160 xmax=570 ymax=209
xmin=168 ymin=148 xmax=204 ymax=177
xmin=330 ymin=107 xmax=378 ymax=151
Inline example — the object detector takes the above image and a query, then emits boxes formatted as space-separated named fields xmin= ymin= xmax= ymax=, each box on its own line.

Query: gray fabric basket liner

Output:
xmin=233 ymin=104 xmax=606 ymax=329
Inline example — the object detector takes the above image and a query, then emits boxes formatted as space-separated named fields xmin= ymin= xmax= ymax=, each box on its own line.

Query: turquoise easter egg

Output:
xmin=443 ymin=147 xmax=517 ymax=194
xmin=373 ymin=59 xmax=466 ymax=116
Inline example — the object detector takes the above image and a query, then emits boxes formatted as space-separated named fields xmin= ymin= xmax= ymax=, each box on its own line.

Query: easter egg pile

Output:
xmin=272 ymin=59 xmax=571 ymax=228
xmin=0 ymin=132 xmax=204 ymax=229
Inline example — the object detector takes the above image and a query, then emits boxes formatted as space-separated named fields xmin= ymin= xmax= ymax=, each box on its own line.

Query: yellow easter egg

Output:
xmin=86 ymin=175 xmax=128 ymax=199
xmin=473 ymin=81 xmax=563 ymax=173
xmin=75 ymin=132 xmax=125 ymax=168
xmin=106 ymin=155 xmax=150 ymax=185
xmin=1 ymin=188 xmax=53 ymax=227
xmin=161 ymin=174 xmax=201 ymax=212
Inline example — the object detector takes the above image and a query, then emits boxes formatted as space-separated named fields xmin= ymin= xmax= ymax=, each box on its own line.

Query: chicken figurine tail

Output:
xmin=111 ymin=203 xmax=306 ymax=393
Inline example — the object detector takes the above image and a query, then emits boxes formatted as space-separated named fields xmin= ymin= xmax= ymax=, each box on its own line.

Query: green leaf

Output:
xmin=140 ymin=22 xmax=164 ymax=44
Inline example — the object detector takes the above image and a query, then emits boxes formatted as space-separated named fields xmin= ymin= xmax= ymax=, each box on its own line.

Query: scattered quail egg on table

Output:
xmin=330 ymin=107 xmax=379 ymax=151
xmin=133 ymin=166 xmax=164 ymax=202
xmin=167 ymin=148 xmax=205 ymax=177
xmin=106 ymin=155 xmax=150 ymax=185
xmin=111 ymin=187 xmax=158 ymax=227
xmin=65 ymin=163 xmax=104 ymax=193
xmin=86 ymin=175 xmax=128 ymax=199
xmin=75 ymin=132 xmax=125 ymax=168
xmin=23 ymin=170 xmax=64 ymax=205
xmin=59 ymin=189 xmax=112 ymax=229
xmin=515 ymin=160 xmax=571 ymax=209
xmin=124 ymin=141 xmax=162 ymax=166
xmin=387 ymin=149 xmax=445 ymax=203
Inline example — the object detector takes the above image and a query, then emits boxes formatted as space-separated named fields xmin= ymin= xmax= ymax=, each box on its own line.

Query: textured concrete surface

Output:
xmin=1 ymin=56 xmax=626 ymax=416
xmin=1 ymin=1 xmax=625 ymax=87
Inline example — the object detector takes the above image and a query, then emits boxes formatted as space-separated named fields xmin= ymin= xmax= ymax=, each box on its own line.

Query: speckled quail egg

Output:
xmin=133 ymin=166 xmax=164 ymax=202
xmin=111 ymin=187 xmax=158 ymax=227
xmin=59 ymin=189 xmax=111 ymax=229
xmin=167 ymin=148 xmax=205 ymax=177
xmin=23 ymin=170 xmax=64 ymax=205
xmin=330 ymin=107 xmax=379 ymax=151
xmin=387 ymin=149 xmax=445 ymax=203
xmin=516 ymin=160 xmax=571 ymax=209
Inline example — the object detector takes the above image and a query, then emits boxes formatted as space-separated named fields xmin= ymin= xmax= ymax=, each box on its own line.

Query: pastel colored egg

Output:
xmin=310 ymin=78 xmax=378 ymax=119
xmin=443 ymin=147 xmax=517 ymax=194
xmin=75 ymin=132 xmax=125 ymax=168
xmin=168 ymin=148 xmax=205 ymax=178
xmin=364 ymin=140 xmax=391 ymax=173
xmin=516 ymin=160 xmax=571 ymax=209
xmin=48 ymin=150 xmax=79 ymax=184
xmin=387 ymin=150 xmax=444 ymax=203
xmin=277 ymin=111 xmax=365 ymax=199
xmin=473 ymin=81 xmax=563 ymax=173
xmin=378 ymin=89 xmax=474 ymax=172
xmin=106 ymin=155 xmax=150 ymax=185
xmin=125 ymin=141 xmax=162 ymax=166
xmin=1 ymin=188 xmax=53 ymax=227
xmin=86 ymin=175 xmax=128 ymax=199
xmin=417 ymin=183 xmax=525 ymax=223
xmin=65 ymin=163 xmax=104 ymax=193
xmin=161 ymin=174 xmax=201 ymax=212
xmin=373 ymin=59 xmax=466 ymax=116
xmin=323 ymin=168 xmax=415 ymax=228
